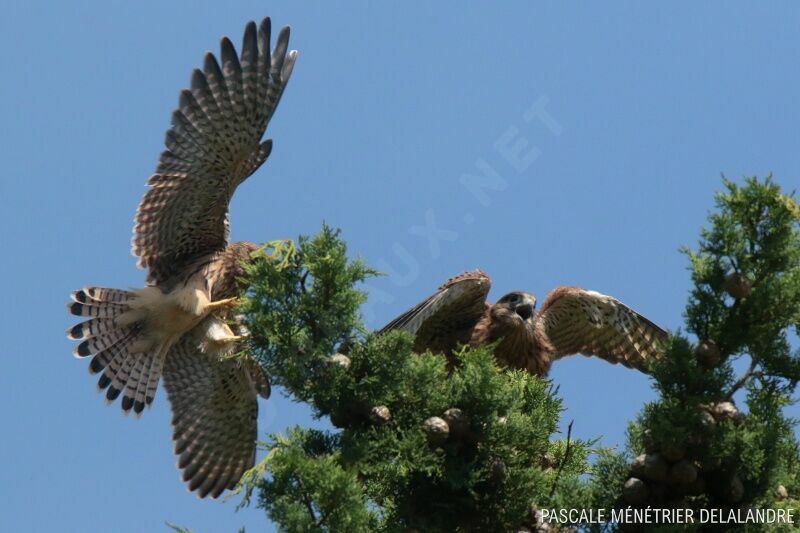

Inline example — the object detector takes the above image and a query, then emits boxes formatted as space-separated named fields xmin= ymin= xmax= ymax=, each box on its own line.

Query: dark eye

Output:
xmin=508 ymin=294 xmax=519 ymax=303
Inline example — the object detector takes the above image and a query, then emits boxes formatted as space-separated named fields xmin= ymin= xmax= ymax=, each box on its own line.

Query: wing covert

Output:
xmin=535 ymin=287 xmax=667 ymax=370
xmin=379 ymin=270 xmax=491 ymax=353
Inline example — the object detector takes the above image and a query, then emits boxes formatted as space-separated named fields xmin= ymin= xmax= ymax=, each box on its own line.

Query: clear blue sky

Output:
xmin=2 ymin=2 xmax=799 ymax=531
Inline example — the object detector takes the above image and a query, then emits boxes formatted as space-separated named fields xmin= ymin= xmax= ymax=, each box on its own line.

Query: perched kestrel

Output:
xmin=380 ymin=270 xmax=667 ymax=375
xmin=66 ymin=18 xmax=296 ymax=498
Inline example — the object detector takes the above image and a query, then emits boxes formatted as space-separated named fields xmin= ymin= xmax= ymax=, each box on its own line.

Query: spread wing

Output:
xmin=379 ymin=270 xmax=491 ymax=353
xmin=162 ymin=336 xmax=269 ymax=499
xmin=535 ymin=287 xmax=667 ymax=370
xmin=132 ymin=18 xmax=297 ymax=285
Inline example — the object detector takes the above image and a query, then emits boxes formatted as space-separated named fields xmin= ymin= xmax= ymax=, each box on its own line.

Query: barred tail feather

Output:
xmin=143 ymin=347 xmax=168 ymax=410
xmin=67 ymin=318 xmax=119 ymax=341
xmin=68 ymin=287 xmax=135 ymax=319
xmin=73 ymin=327 xmax=133 ymax=358
xmin=67 ymin=300 xmax=126 ymax=319
xmin=94 ymin=339 xmax=167 ymax=416
xmin=100 ymin=350 xmax=135 ymax=403
xmin=121 ymin=354 xmax=148 ymax=413
xmin=88 ymin=331 xmax=138 ymax=374
xmin=67 ymin=286 xmax=165 ymax=414
xmin=73 ymin=287 xmax=135 ymax=305
xmin=124 ymin=342 xmax=169 ymax=415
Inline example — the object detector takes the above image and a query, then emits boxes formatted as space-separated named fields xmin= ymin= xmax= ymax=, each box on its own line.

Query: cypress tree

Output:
xmin=233 ymin=176 xmax=799 ymax=531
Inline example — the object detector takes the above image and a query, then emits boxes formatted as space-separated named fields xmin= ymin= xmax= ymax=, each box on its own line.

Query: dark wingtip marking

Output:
xmin=189 ymin=472 xmax=208 ymax=492
xmin=106 ymin=386 xmax=121 ymax=401
xmin=190 ymin=69 xmax=206 ymax=91
xmin=220 ymin=36 xmax=236 ymax=56
xmin=72 ymin=290 xmax=87 ymax=303
xmin=76 ymin=341 xmax=91 ymax=357
xmin=69 ymin=302 xmax=84 ymax=316
xmin=259 ymin=17 xmax=271 ymax=36
xmin=171 ymin=109 xmax=185 ymax=126
xmin=178 ymin=453 xmax=191 ymax=469
xmin=97 ymin=374 xmax=111 ymax=390
xmin=242 ymin=20 xmax=258 ymax=51
xmin=175 ymin=440 xmax=188 ymax=456
xmin=121 ymin=396 xmax=134 ymax=412
xmin=183 ymin=458 xmax=200 ymax=479
xmin=133 ymin=401 xmax=145 ymax=414
xmin=179 ymin=89 xmax=193 ymax=109
xmin=89 ymin=357 xmax=104 ymax=374
xmin=68 ymin=323 xmax=84 ymax=340
xmin=204 ymin=52 xmax=220 ymax=73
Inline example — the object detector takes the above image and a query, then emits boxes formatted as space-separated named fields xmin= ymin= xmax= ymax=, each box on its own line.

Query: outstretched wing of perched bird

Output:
xmin=162 ymin=335 xmax=270 ymax=499
xmin=379 ymin=271 xmax=666 ymax=375
xmin=535 ymin=286 xmax=667 ymax=370
xmin=378 ymin=270 xmax=491 ymax=354
xmin=132 ymin=18 xmax=297 ymax=285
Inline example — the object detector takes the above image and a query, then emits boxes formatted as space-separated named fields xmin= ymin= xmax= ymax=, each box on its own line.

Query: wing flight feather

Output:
xmin=536 ymin=287 xmax=666 ymax=369
xmin=162 ymin=336 xmax=267 ymax=499
xmin=132 ymin=18 xmax=297 ymax=284
xmin=379 ymin=270 xmax=491 ymax=353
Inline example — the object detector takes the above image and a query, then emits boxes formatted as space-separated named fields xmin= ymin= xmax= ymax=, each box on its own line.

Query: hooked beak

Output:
xmin=514 ymin=296 xmax=536 ymax=320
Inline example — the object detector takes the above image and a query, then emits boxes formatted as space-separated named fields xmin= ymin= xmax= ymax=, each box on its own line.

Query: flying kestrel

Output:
xmin=66 ymin=18 xmax=296 ymax=498
xmin=380 ymin=270 xmax=667 ymax=375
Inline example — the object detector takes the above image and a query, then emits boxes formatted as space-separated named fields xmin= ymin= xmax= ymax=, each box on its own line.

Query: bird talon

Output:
xmin=206 ymin=297 xmax=239 ymax=312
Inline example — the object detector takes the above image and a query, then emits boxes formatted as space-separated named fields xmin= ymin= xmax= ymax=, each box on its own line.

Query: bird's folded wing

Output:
xmin=536 ymin=286 xmax=667 ymax=369
xmin=162 ymin=336 xmax=267 ymax=499
xmin=132 ymin=18 xmax=297 ymax=284
xmin=379 ymin=270 xmax=491 ymax=351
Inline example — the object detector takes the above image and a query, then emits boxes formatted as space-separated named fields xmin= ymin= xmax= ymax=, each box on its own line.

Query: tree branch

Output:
xmin=549 ymin=420 xmax=574 ymax=499
xmin=725 ymin=358 xmax=759 ymax=401
xmin=294 ymin=475 xmax=320 ymax=527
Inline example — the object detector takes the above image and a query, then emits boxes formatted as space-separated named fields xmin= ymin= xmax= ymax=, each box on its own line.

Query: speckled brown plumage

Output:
xmin=163 ymin=334 xmax=270 ymax=499
xmin=66 ymin=18 xmax=295 ymax=499
xmin=380 ymin=270 xmax=491 ymax=355
xmin=381 ymin=271 xmax=667 ymax=376
xmin=179 ymin=242 xmax=260 ymax=300
xmin=132 ymin=18 xmax=296 ymax=286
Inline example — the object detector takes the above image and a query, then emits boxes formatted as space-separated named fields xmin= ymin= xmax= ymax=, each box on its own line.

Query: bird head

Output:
xmin=493 ymin=291 xmax=537 ymax=326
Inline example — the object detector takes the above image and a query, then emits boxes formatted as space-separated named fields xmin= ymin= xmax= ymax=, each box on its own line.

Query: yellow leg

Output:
xmin=205 ymin=297 xmax=239 ymax=312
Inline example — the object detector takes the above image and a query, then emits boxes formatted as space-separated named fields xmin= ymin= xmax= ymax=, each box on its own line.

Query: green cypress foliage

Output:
xmin=238 ymin=225 xmax=588 ymax=531
xmin=565 ymin=177 xmax=800 ymax=530
xmin=236 ymin=176 xmax=799 ymax=531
